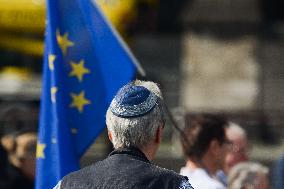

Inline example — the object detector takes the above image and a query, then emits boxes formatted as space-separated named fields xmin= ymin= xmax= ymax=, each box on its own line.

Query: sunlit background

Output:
xmin=0 ymin=0 xmax=284 ymax=172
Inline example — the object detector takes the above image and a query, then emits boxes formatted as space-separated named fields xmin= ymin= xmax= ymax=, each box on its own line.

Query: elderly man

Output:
xmin=224 ymin=123 xmax=249 ymax=173
xmin=180 ymin=114 xmax=229 ymax=189
xmin=53 ymin=80 xmax=193 ymax=189
xmin=216 ymin=122 xmax=249 ymax=186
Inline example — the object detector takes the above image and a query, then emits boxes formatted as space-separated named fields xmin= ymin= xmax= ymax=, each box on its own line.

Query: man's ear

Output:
xmin=154 ymin=125 xmax=163 ymax=144
xmin=107 ymin=130 xmax=113 ymax=142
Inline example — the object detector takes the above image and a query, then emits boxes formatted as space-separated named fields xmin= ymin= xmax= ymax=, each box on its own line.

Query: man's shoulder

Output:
xmin=178 ymin=178 xmax=194 ymax=189
xmin=109 ymin=150 xmax=184 ymax=179
xmin=60 ymin=163 xmax=102 ymax=188
xmin=62 ymin=163 xmax=98 ymax=182
xmin=150 ymin=164 xmax=193 ymax=189
xmin=60 ymin=160 xmax=193 ymax=189
xmin=151 ymin=163 xmax=185 ymax=179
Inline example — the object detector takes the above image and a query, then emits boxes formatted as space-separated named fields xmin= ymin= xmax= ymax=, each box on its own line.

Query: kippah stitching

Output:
xmin=110 ymin=92 xmax=158 ymax=118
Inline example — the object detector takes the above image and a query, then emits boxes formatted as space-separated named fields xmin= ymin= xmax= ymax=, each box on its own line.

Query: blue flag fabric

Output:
xmin=36 ymin=0 xmax=137 ymax=188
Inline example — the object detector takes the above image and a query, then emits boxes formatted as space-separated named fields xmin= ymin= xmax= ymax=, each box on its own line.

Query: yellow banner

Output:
xmin=0 ymin=0 xmax=45 ymax=32
xmin=0 ymin=0 xmax=135 ymax=33
xmin=0 ymin=34 xmax=43 ymax=56
xmin=0 ymin=0 xmax=143 ymax=55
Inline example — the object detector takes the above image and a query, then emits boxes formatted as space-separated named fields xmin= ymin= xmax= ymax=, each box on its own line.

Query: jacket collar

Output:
xmin=108 ymin=147 xmax=150 ymax=163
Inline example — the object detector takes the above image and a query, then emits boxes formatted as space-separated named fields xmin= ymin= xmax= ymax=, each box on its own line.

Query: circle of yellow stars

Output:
xmin=38 ymin=29 xmax=93 ymax=159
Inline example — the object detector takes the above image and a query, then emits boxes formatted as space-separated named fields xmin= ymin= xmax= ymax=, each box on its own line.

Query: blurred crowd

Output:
xmin=178 ymin=112 xmax=284 ymax=189
xmin=179 ymin=114 xmax=271 ymax=189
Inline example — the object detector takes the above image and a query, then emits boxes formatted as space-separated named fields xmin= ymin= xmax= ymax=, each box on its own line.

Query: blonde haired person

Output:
xmin=228 ymin=162 xmax=270 ymax=189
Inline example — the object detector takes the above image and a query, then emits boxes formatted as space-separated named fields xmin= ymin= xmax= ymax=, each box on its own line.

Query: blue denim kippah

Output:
xmin=109 ymin=85 xmax=158 ymax=118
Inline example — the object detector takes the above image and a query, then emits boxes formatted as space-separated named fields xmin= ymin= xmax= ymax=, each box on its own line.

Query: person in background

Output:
xmin=217 ymin=122 xmax=250 ymax=186
xmin=228 ymin=162 xmax=270 ymax=189
xmin=0 ymin=142 xmax=10 ymax=188
xmin=53 ymin=80 xmax=193 ymax=189
xmin=1 ymin=132 xmax=37 ymax=189
xmin=180 ymin=114 xmax=229 ymax=189
xmin=224 ymin=122 xmax=249 ymax=172
xmin=272 ymin=154 xmax=284 ymax=189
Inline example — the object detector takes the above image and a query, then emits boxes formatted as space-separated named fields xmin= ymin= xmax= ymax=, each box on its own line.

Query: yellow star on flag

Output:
xmin=69 ymin=60 xmax=90 ymax=82
xmin=70 ymin=91 xmax=91 ymax=113
xmin=36 ymin=143 xmax=46 ymax=159
xmin=51 ymin=87 xmax=58 ymax=103
xmin=56 ymin=30 xmax=74 ymax=55
xmin=48 ymin=54 xmax=56 ymax=71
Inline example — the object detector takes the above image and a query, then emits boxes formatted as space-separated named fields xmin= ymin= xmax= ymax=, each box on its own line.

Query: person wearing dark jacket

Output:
xmin=53 ymin=80 xmax=193 ymax=189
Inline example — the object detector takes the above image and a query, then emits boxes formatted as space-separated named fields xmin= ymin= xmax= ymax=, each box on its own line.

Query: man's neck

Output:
xmin=186 ymin=155 xmax=217 ymax=176
xmin=140 ymin=143 xmax=158 ymax=161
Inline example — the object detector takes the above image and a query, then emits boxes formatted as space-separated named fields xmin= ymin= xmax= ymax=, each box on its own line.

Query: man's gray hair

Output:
xmin=227 ymin=122 xmax=247 ymax=139
xmin=106 ymin=80 xmax=165 ymax=149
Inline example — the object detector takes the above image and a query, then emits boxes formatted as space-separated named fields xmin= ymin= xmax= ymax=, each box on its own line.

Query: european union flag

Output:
xmin=36 ymin=0 xmax=138 ymax=189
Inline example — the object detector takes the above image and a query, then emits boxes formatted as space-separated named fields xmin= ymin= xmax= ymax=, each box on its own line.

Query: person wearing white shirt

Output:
xmin=179 ymin=114 xmax=230 ymax=189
